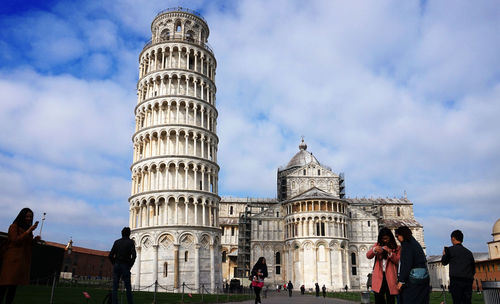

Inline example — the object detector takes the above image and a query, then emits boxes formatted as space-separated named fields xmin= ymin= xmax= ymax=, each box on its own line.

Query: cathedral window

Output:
xmin=230 ymin=206 xmax=233 ymax=215
xmin=275 ymin=252 xmax=281 ymax=264
xmin=380 ymin=207 xmax=383 ymax=216
xmin=397 ymin=207 xmax=401 ymax=217
xmin=303 ymin=169 xmax=306 ymax=175
xmin=318 ymin=169 xmax=321 ymax=175
xmin=185 ymin=251 xmax=189 ymax=262
xmin=276 ymin=212 xmax=279 ymax=217
xmin=275 ymin=266 xmax=281 ymax=274
xmin=231 ymin=227 xmax=235 ymax=236
xmin=222 ymin=251 xmax=227 ymax=263
xmin=321 ymin=222 xmax=325 ymax=236
xmin=259 ymin=220 xmax=262 ymax=225
xmin=351 ymin=252 xmax=357 ymax=265
xmin=164 ymin=262 xmax=168 ymax=277
xmin=221 ymin=227 xmax=224 ymax=235
xmin=368 ymin=221 xmax=370 ymax=227
xmin=199 ymin=181 xmax=202 ymax=190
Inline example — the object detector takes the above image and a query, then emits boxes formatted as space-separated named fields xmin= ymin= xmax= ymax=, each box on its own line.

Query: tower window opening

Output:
xmin=222 ymin=251 xmax=226 ymax=263
xmin=185 ymin=251 xmax=188 ymax=262
xmin=231 ymin=227 xmax=235 ymax=236
xmin=318 ymin=169 xmax=321 ymax=175
xmin=321 ymin=222 xmax=325 ymax=236
xmin=176 ymin=22 xmax=182 ymax=32
xmin=351 ymin=252 xmax=357 ymax=265
xmin=275 ymin=266 xmax=281 ymax=274
xmin=368 ymin=221 xmax=370 ymax=227
xmin=221 ymin=227 xmax=224 ymax=236
xmin=397 ymin=207 xmax=401 ymax=217
xmin=303 ymin=169 xmax=306 ymax=175
xmin=199 ymin=181 xmax=202 ymax=190
xmin=230 ymin=206 xmax=233 ymax=215
xmin=275 ymin=252 xmax=281 ymax=264
xmin=164 ymin=262 xmax=168 ymax=277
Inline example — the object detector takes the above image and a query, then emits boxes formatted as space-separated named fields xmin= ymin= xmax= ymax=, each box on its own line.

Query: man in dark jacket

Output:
xmin=442 ymin=230 xmax=475 ymax=304
xmin=109 ymin=227 xmax=136 ymax=304
xmin=287 ymin=281 xmax=293 ymax=297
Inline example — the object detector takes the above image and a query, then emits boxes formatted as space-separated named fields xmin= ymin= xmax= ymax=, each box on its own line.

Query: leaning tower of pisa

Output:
xmin=129 ymin=8 xmax=221 ymax=292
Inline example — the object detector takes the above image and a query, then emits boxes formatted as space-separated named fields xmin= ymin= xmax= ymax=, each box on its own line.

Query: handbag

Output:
xmin=251 ymin=276 xmax=264 ymax=288
xmin=409 ymin=268 xmax=429 ymax=284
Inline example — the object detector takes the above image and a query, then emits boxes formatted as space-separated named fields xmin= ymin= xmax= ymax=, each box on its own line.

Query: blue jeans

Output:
xmin=112 ymin=263 xmax=133 ymax=304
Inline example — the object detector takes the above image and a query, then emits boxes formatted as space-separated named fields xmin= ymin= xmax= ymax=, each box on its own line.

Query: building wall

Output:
xmin=474 ymin=259 xmax=500 ymax=290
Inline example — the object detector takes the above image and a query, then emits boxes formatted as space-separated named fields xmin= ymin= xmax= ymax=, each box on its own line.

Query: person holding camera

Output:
xmin=441 ymin=230 xmax=475 ymax=304
xmin=367 ymin=227 xmax=400 ymax=304
xmin=0 ymin=208 xmax=40 ymax=304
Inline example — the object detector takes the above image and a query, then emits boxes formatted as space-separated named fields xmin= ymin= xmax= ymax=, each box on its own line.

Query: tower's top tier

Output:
xmin=150 ymin=7 xmax=210 ymax=47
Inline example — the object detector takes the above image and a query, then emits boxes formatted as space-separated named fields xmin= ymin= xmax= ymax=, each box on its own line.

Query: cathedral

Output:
xmin=219 ymin=139 xmax=425 ymax=290
xmin=128 ymin=8 xmax=425 ymax=292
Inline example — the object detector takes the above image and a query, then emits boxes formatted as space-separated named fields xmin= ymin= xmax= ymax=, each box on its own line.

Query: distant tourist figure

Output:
xmin=287 ymin=281 xmax=293 ymax=297
xmin=315 ymin=283 xmax=320 ymax=297
xmin=109 ymin=227 xmax=136 ymax=304
xmin=395 ymin=226 xmax=430 ymax=304
xmin=441 ymin=230 xmax=475 ymax=304
xmin=0 ymin=208 xmax=40 ymax=304
xmin=367 ymin=227 xmax=401 ymax=304
xmin=251 ymin=257 xmax=267 ymax=304
xmin=300 ymin=284 xmax=305 ymax=294
xmin=322 ymin=285 xmax=326 ymax=297
xmin=344 ymin=285 xmax=348 ymax=292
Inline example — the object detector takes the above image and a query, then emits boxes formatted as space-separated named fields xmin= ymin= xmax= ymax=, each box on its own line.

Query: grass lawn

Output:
xmin=325 ymin=291 xmax=485 ymax=304
xmin=13 ymin=285 xmax=254 ymax=304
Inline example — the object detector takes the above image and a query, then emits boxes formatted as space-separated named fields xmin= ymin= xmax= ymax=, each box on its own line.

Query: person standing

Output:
xmin=315 ymin=283 xmax=320 ymax=297
xmin=109 ymin=227 xmax=136 ymax=304
xmin=367 ymin=227 xmax=401 ymax=304
xmin=441 ymin=230 xmax=475 ymax=304
xmin=251 ymin=257 xmax=268 ymax=304
xmin=322 ymin=285 xmax=326 ymax=297
xmin=0 ymin=208 xmax=40 ymax=304
xmin=287 ymin=281 xmax=293 ymax=297
xmin=395 ymin=226 xmax=430 ymax=304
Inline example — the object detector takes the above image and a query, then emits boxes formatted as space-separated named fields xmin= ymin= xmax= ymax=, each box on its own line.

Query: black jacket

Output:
xmin=398 ymin=236 xmax=427 ymax=284
xmin=109 ymin=237 xmax=136 ymax=267
xmin=441 ymin=243 xmax=475 ymax=280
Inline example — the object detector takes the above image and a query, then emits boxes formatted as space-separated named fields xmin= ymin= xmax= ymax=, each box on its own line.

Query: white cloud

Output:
xmin=0 ymin=0 xmax=498 ymax=254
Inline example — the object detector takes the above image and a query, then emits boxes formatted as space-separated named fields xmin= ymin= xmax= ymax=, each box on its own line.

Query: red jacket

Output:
xmin=366 ymin=243 xmax=400 ymax=295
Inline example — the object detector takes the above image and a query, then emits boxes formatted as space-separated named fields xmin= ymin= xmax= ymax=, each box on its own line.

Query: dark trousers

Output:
xmin=450 ymin=278 xmax=473 ymax=304
xmin=254 ymin=286 xmax=262 ymax=304
xmin=374 ymin=273 xmax=395 ymax=304
xmin=112 ymin=263 xmax=134 ymax=304
xmin=0 ymin=285 xmax=17 ymax=304
xmin=288 ymin=289 xmax=292 ymax=297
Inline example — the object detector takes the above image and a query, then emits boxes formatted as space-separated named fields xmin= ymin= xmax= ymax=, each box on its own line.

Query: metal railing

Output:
xmin=142 ymin=36 xmax=214 ymax=54
xmin=156 ymin=7 xmax=207 ymax=23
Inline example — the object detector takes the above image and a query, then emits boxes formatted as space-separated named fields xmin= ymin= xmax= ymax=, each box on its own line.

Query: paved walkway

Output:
xmin=225 ymin=291 xmax=357 ymax=304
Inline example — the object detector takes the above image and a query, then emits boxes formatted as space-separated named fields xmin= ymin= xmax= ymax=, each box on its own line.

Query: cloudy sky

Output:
xmin=0 ymin=0 xmax=499 ymax=255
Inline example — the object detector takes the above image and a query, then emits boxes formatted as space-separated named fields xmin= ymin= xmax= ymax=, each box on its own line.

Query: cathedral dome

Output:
xmin=493 ymin=218 xmax=500 ymax=241
xmin=285 ymin=139 xmax=320 ymax=169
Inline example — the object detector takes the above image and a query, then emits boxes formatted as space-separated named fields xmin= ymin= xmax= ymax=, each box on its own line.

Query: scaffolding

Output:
xmin=235 ymin=205 xmax=252 ymax=278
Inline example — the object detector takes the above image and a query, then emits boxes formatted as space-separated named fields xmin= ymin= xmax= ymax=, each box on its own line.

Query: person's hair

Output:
xmin=395 ymin=226 xmax=412 ymax=242
xmin=121 ymin=227 xmax=131 ymax=238
xmin=451 ymin=230 xmax=463 ymax=243
xmin=13 ymin=208 xmax=33 ymax=230
xmin=378 ymin=227 xmax=398 ymax=249
xmin=257 ymin=256 xmax=266 ymax=264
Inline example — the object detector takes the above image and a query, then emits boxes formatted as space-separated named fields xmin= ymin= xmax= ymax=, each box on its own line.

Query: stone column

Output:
xmin=195 ymin=244 xmax=200 ymax=290
xmin=210 ymin=244 xmax=215 ymax=291
xmin=135 ymin=246 xmax=142 ymax=288
xmin=174 ymin=244 xmax=180 ymax=288
xmin=153 ymin=245 xmax=159 ymax=283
